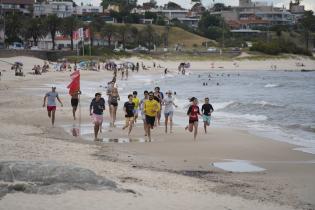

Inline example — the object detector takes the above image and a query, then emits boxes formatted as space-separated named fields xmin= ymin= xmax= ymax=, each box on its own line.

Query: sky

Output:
xmin=77 ymin=0 xmax=315 ymax=11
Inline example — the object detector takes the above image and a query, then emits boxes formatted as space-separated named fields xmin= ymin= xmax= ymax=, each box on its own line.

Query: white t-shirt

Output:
xmin=45 ymin=91 xmax=58 ymax=106
xmin=164 ymin=97 xmax=174 ymax=113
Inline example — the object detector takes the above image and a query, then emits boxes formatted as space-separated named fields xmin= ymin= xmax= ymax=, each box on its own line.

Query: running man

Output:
xmin=185 ymin=97 xmax=201 ymax=140
xmin=140 ymin=90 xmax=149 ymax=136
xmin=71 ymin=90 xmax=81 ymax=120
xmin=132 ymin=91 xmax=140 ymax=123
xmin=122 ymin=94 xmax=135 ymax=135
xmin=144 ymin=92 xmax=160 ymax=142
xmin=43 ymin=86 xmax=63 ymax=126
xmin=89 ymin=93 xmax=105 ymax=141
xmin=201 ymin=97 xmax=214 ymax=133
xmin=163 ymin=90 xmax=178 ymax=133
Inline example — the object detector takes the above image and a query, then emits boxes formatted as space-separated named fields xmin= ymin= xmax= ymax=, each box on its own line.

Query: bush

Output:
xmin=250 ymin=40 xmax=311 ymax=56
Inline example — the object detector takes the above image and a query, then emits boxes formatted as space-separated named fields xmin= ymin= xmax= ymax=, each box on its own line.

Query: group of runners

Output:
xmin=43 ymin=83 xmax=214 ymax=141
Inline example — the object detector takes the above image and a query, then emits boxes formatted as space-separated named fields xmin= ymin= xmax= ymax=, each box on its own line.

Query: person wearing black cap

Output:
xmin=185 ymin=97 xmax=201 ymax=140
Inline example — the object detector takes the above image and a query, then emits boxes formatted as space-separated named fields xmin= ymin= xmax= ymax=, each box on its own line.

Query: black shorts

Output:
xmin=110 ymin=102 xmax=118 ymax=107
xmin=189 ymin=119 xmax=198 ymax=124
xmin=71 ymin=98 xmax=79 ymax=107
xmin=146 ymin=115 xmax=156 ymax=127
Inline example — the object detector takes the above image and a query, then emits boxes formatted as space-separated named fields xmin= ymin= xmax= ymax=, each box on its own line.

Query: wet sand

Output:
xmin=0 ymin=56 xmax=315 ymax=210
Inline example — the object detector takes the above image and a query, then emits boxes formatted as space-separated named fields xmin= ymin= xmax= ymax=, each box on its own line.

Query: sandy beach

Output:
xmin=0 ymin=56 xmax=315 ymax=210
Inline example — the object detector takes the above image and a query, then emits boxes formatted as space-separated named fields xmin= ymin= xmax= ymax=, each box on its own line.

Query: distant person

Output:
xmin=140 ymin=90 xmax=149 ymax=136
xmin=132 ymin=91 xmax=140 ymax=123
xmin=164 ymin=68 xmax=168 ymax=75
xmin=43 ymin=86 xmax=63 ymax=127
xmin=201 ymin=97 xmax=214 ymax=134
xmin=144 ymin=92 xmax=160 ymax=142
xmin=122 ymin=94 xmax=135 ymax=135
xmin=71 ymin=90 xmax=81 ymax=120
xmin=163 ymin=90 xmax=178 ymax=133
xmin=89 ymin=93 xmax=105 ymax=141
xmin=185 ymin=97 xmax=201 ymax=140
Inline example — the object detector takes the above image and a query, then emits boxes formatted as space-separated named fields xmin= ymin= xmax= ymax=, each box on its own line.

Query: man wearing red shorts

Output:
xmin=43 ymin=86 xmax=63 ymax=126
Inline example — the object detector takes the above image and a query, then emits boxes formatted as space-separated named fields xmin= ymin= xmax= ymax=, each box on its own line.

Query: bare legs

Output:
xmin=185 ymin=122 xmax=198 ymax=140
xmin=146 ymin=124 xmax=153 ymax=142
xmin=122 ymin=118 xmax=134 ymax=135
xmin=72 ymin=107 xmax=77 ymax=120
xmin=48 ymin=110 xmax=55 ymax=126
xmin=111 ymin=105 xmax=117 ymax=127
xmin=204 ymin=121 xmax=209 ymax=133
xmin=164 ymin=115 xmax=173 ymax=133
xmin=108 ymin=105 xmax=113 ymax=126
xmin=94 ymin=122 xmax=100 ymax=140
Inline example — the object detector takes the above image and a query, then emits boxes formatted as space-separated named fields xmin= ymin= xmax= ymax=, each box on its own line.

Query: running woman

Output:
xmin=110 ymin=84 xmax=120 ymax=127
xmin=132 ymin=91 xmax=140 ymax=123
xmin=122 ymin=94 xmax=135 ymax=135
xmin=144 ymin=92 xmax=160 ymax=142
xmin=185 ymin=97 xmax=201 ymax=140
xmin=71 ymin=90 xmax=81 ymax=120
xmin=201 ymin=97 xmax=214 ymax=133
xmin=140 ymin=90 xmax=149 ymax=136
xmin=163 ymin=90 xmax=178 ymax=133
xmin=89 ymin=93 xmax=105 ymax=141
xmin=43 ymin=86 xmax=63 ymax=126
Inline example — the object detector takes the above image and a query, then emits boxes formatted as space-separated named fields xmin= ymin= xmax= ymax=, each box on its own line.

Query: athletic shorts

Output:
xmin=189 ymin=119 xmax=198 ymax=124
xmin=47 ymin=106 xmax=56 ymax=111
xmin=145 ymin=115 xmax=156 ymax=127
xmin=202 ymin=115 xmax=211 ymax=124
xmin=92 ymin=113 xmax=103 ymax=124
xmin=164 ymin=111 xmax=173 ymax=117
xmin=133 ymin=109 xmax=139 ymax=115
xmin=71 ymin=98 xmax=79 ymax=107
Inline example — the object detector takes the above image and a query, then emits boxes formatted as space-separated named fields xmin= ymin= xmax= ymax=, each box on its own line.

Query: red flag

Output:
xmin=67 ymin=71 xmax=80 ymax=95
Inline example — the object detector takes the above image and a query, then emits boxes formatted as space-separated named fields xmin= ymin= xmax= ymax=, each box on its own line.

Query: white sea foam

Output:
xmin=264 ymin=83 xmax=280 ymax=88
xmin=212 ymin=160 xmax=266 ymax=172
xmin=213 ymin=101 xmax=235 ymax=110
xmin=215 ymin=112 xmax=268 ymax=121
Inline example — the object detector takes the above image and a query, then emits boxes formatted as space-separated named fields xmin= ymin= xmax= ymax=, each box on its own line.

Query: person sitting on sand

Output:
xmin=185 ymin=97 xmax=201 ymax=140
xmin=43 ymin=86 xmax=63 ymax=127
xmin=122 ymin=94 xmax=135 ymax=135
xmin=144 ymin=92 xmax=160 ymax=142
xmin=201 ymin=97 xmax=214 ymax=134
xmin=89 ymin=93 xmax=105 ymax=141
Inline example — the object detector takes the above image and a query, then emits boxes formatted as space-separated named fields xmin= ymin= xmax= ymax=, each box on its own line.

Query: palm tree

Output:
xmin=22 ymin=17 xmax=46 ymax=47
xmin=60 ymin=16 xmax=80 ymax=50
xmin=100 ymin=23 xmax=116 ymax=48
xmin=45 ymin=14 xmax=61 ymax=50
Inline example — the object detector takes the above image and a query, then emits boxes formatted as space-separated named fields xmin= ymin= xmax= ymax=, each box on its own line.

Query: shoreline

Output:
xmin=0 ymin=56 xmax=315 ymax=210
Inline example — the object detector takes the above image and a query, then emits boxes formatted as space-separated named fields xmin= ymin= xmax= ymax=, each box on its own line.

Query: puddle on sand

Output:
xmin=211 ymin=160 xmax=266 ymax=173
xmin=96 ymin=138 xmax=146 ymax=143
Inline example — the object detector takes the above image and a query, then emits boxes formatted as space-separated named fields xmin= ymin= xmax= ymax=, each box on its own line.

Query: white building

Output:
xmin=74 ymin=5 xmax=103 ymax=16
xmin=33 ymin=1 xmax=74 ymax=18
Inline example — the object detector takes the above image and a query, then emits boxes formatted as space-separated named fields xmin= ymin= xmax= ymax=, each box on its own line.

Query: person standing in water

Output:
xmin=163 ymin=90 xmax=178 ymax=133
xmin=144 ymin=92 xmax=160 ymax=142
xmin=89 ymin=93 xmax=105 ymax=141
xmin=43 ymin=86 xmax=63 ymax=126
xmin=201 ymin=97 xmax=214 ymax=133
xmin=185 ymin=97 xmax=201 ymax=140
xmin=122 ymin=94 xmax=135 ymax=135
xmin=71 ymin=90 xmax=81 ymax=120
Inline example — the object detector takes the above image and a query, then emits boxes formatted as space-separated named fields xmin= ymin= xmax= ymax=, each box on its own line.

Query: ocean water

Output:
xmin=54 ymin=70 xmax=315 ymax=153
xmin=111 ymin=70 xmax=315 ymax=153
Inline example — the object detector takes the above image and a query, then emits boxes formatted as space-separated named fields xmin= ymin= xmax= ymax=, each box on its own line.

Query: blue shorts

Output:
xmin=202 ymin=115 xmax=211 ymax=125
xmin=164 ymin=111 xmax=173 ymax=117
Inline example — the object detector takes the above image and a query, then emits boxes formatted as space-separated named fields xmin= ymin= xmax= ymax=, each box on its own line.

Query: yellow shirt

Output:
xmin=144 ymin=99 xmax=160 ymax=117
xmin=132 ymin=97 xmax=140 ymax=109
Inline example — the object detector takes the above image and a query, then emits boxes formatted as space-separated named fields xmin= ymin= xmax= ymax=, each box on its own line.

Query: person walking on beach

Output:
xmin=201 ymin=97 xmax=214 ymax=134
xmin=154 ymin=87 xmax=163 ymax=126
xmin=43 ymin=86 xmax=63 ymax=126
xmin=71 ymin=90 xmax=81 ymax=120
xmin=140 ymin=90 xmax=149 ymax=136
xmin=122 ymin=94 xmax=135 ymax=135
xmin=185 ymin=97 xmax=201 ymax=140
xmin=144 ymin=92 xmax=160 ymax=141
xmin=163 ymin=90 xmax=178 ymax=133
xmin=132 ymin=91 xmax=140 ymax=123
xmin=89 ymin=93 xmax=105 ymax=141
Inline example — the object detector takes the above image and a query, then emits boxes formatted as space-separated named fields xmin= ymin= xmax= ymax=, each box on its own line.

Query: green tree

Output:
xmin=100 ymin=23 xmax=117 ymax=48
xmin=45 ymin=14 xmax=61 ymax=50
xmin=60 ymin=16 xmax=80 ymax=50
xmin=116 ymin=24 xmax=131 ymax=48
xmin=5 ymin=13 xmax=23 ymax=44
xmin=22 ymin=17 xmax=46 ymax=46
xmin=299 ymin=11 xmax=315 ymax=50
xmin=141 ymin=25 xmax=159 ymax=50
